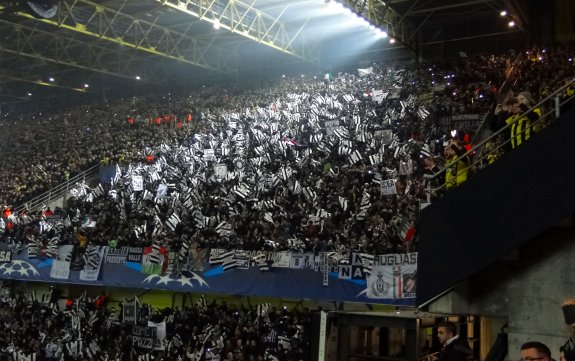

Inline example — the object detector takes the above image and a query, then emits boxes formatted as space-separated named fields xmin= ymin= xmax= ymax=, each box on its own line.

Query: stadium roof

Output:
xmin=0 ymin=0 xmax=525 ymax=108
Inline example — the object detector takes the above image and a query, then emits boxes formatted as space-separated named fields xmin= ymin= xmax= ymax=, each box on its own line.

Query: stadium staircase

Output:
xmin=416 ymin=80 xmax=575 ymax=307
xmin=14 ymin=164 xmax=99 ymax=213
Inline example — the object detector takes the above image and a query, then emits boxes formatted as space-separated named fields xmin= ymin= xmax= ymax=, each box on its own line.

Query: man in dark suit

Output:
xmin=437 ymin=322 xmax=473 ymax=361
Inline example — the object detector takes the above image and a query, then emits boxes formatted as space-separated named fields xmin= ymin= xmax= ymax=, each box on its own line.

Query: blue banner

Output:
xmin=0 ymin=246 xmax=416 ymax=306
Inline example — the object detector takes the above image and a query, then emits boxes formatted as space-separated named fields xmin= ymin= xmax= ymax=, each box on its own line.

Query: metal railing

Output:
xmin=13 ymin=164 xmax=100 ymax=213
xmin=427 ymin=77 xmax=575 ymax=195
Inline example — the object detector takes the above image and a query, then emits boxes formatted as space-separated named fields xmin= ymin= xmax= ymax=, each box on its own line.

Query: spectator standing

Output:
xmin=437 ymin=322 xmax=472 ymax=361
xmin=507 ymin=92 xmax=542 ymax=149
xmin=443 ymin=140 xmax=470 ymax=190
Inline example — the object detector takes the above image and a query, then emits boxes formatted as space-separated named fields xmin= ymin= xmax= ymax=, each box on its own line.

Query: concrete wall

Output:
xmin=429 ymin=226 xmax=575 ymax=360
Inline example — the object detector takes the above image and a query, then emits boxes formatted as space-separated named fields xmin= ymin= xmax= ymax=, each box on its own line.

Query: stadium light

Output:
xmin=500 ymin=10 xmax=507 ymax=16
xmin=135 ymin=75 xmax=141 ymax=80
xmin=84 ymin=84 xmax=89 ymax=88
xmin=389 ymin=38 xmax=396 ymax=44
xmin=49 ymin=77 xmax=55 ymax=82
xmin=27 ymin=92 xmax=32 ymax=96
xmin=213 ymin=19 xmax=221 ymax=30
xmin=508 ymin=20 xmax=515 ymax=27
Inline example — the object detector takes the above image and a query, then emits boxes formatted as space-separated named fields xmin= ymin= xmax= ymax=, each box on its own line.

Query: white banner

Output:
xmin=214 ymin=164 xmax=228 ymax=179
xmin=147 ymin=321 xmax=166 ymax=350
xmin=156 ymin=184 xmax=168 ymax=199
xmin=380 ymin=179 xmax=397 ymax=196
xmin=358 ymin=67 xmax=373 ymax=77
xmin=290 ymin=253 xmax=316 ymax=270
xmin=272 ymin=252 xmax=291 ymax=268
xmin=366 ymin=253 xmax=417 ymax=299
xmin=132 ymin=175 xmax=144 ymax=191
xmin=50 ymin=245 xmax=73 ymax=280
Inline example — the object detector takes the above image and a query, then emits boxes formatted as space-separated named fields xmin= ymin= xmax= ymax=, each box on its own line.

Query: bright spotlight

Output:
xmin=389 ymin=38 xmax=396 ymax=44
xmin=213 ymin=19 xmax=221 ymax=29
xmin=500 ymin=10 xmax=507 ymax=16
xmin=135 ymin=75 xmax=141 ymax=80
xmin=377 ymin=29 xmax=388 ymax=38
xmin=508 ymin=20 xmax=515 ymax=27
xmin=84 ymin=84 xmax=89 ymax=88
xmin=49 ymin=77 xmax=55 ymax=82
xmin=27 ymin=92 xmax=32 ymax=96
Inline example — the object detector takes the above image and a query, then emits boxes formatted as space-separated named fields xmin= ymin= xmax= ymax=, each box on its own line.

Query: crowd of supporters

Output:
xmin=0 ymin=45 xmax=574 ymax=257
xmin=0 ymin=283 xmax=310 ymax=361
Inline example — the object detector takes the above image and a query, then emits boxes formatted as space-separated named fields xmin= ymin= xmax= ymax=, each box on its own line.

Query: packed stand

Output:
xmin=0 ymin=283 xmax=310 ymax=361
xmin=0 ymin=46 xmax=574 ymax=258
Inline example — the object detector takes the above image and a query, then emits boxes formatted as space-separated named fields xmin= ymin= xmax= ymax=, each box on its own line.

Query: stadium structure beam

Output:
xmin=0 ymin=74 xmax=92 ymax=94
xmin=0 ymin=0 xmax=237 ymax=74
xmin=408 ymin=0 xmax=495 ymax=15
xmin=0 ymin=19 xmax=168 ymax=84
xmin=340 ymin=0 xmax=417 ymax=52
xmin=155 ymin=0 xmax=321 ymax=64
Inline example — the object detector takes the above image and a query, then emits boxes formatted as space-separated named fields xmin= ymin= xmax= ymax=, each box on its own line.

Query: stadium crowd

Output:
xmin=0 ymin=283 xmax=310 ymax=361
xmin=0 ymin=45 xmax=574 ymax=257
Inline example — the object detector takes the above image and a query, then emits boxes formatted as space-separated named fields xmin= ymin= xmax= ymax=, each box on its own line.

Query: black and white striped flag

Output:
xmin=369 ymin=154 xmax=382 ymax=165
xmin=292 ymin=180 xmax=302 ymax=195
xmin=92 ymin=183 xmax=104 ymax=198
xmin=420 ymin=143 xmax=432 ymax=158
xmin=338 ymin=196 xmax=348 ymax=211
xmin=417 ymin=107 xmax=430 ymax=120
xmin=134 ymin=223 xmax=147 ymax=239
xmin=332 ymin=127 xmax=349 ymax=139
xmin=253 ymin=253 xmax=272 ymax=272
xmin=165 ymin=213 xmax=181 ymax=232
xmin=359 ymin=253 xmax=375 ymax=276
xmin=210 ymin=250 xmax=234 ymax=264
xmin=342 ymin=94 xmax=355 ymax=103
xmin=83 ymin=246 xmax=100 ymax=269
xmin=233 ymin=184 xmax=251 ymax=199
xmin=222 ymin=253 xmax=238 ymax=271
xmin=302 ymin=187 xmax=317 ymax=203
xmin=257 ymin=302 xmax=271 ymax=316
xmin=27 ymin=241 xmax=41 ymax=258
xmin=338 ymin=146 xmax=352 ymax=156
xmin=149 ymin=243 xmax=162 ymax=265
xmin=215 ymin=221 xmax=232 ymax=237
xmin=178 ymin=240 xmax=191 ymax=264
xmin=280 ymin=167 xmax=292 ymax=181
xmin=349 ymin=150 xmax=362 ymax=164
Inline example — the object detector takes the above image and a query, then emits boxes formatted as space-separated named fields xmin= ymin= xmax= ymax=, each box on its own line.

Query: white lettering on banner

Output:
xmin=290 ymin=253 xmax=315 ymax=269
xmin=380 ymin=179 xmax=397 ymax=196
xmin=105 ymin=247 xmax=128 ymax=264
xmin=132 ymin=325 xmax=155 ymax=351
xmin=0 ymin=250 xmax=12 ymax=263
xmin=50 ymin=260 xmax=70 ymax=280
xmin=132 ymin=175 xmax=144 ymax=191
xmin=50 ymin=245 xmax=73 ymax=280
xmin=374 ymin=253 xmax=418 ymax=265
